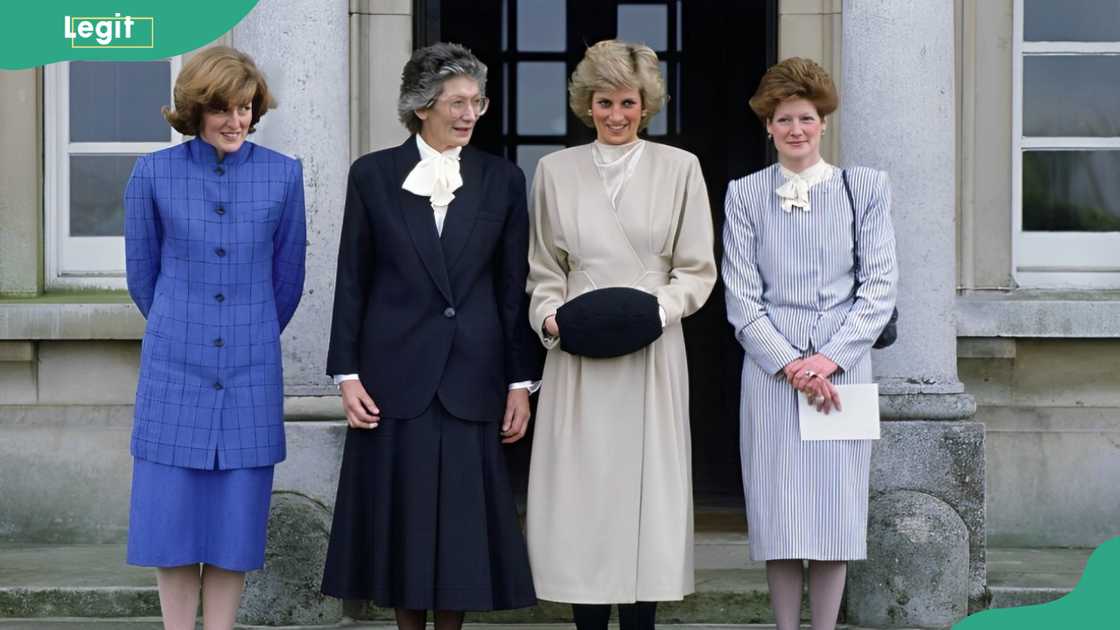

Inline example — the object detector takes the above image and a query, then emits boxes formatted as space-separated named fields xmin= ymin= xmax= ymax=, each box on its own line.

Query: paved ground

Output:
xmin=0 ymin=618 xmax=918 ymax=623
xmin=0 ymin=512 xmax=1093 ymax=628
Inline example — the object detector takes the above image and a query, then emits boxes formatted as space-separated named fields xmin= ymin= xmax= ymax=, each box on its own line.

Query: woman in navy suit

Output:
xmin=321 ymin=43 xmax=539 ymax=630
xmin=722 ymin=58 xmax=897 ymax=630
xmin=124 ymin=46 xmax=306 ymax=630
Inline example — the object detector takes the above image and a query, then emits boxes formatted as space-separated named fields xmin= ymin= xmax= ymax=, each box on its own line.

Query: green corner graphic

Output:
xmin=955 ymin=536 xmax=1120 ymax=629
xmin=1 ymin=1 xmax=259 ymax=69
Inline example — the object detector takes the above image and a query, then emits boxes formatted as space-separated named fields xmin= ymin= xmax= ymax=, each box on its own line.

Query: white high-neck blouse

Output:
xmin=592 ymin=139 xmax=646 ymax=209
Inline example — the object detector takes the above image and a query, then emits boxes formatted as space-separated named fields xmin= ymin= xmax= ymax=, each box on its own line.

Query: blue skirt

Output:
xmin=127 ymin=457 xmax=275 ymax=572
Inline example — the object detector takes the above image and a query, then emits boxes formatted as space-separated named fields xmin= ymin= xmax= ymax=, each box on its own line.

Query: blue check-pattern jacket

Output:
xmin=124 ymin=137 xmax=306 ymax=470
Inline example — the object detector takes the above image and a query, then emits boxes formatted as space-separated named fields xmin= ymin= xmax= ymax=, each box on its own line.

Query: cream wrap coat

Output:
xmin=525 ymin=142 xmax=716 ymax=603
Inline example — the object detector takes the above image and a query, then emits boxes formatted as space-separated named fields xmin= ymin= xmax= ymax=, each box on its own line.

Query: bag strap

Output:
xmin=841 ymin=169 xmax=862 ymax=279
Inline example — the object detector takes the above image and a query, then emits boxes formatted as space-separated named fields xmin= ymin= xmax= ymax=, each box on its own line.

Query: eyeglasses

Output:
xmin=428 ymin=95 xmax=490 ymax=117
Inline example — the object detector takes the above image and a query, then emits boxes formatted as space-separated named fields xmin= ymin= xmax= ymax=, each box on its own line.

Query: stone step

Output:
xmin=346 ymin=569 xmax=773 ymax=624
xmin=0 ymin=543 xmax=773 ymax=623
xmin=0 ymin=544 xmax=158 ymax=618
xmin=986 ymin=546 xmax=1091 ymax=608
xmin=0 ymin=542 xmax=1094 ymax=622
xmin=0 ymin=618 xmax=900 ymax=623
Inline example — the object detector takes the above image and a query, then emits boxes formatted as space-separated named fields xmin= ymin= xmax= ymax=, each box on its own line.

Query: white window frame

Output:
xmin=1012 ymin=0 xmax=1120 ymax=288
xmin=44 ymin=58 xmax=182 ymax=290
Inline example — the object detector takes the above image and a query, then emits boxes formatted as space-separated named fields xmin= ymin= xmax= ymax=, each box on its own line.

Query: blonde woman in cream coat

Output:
xmin=525 ymin=40 xmax=716 ymax=630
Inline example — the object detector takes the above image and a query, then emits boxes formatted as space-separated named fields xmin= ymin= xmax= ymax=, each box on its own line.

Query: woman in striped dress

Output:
xmin=721 ymin=58 xmax=897 ymax=630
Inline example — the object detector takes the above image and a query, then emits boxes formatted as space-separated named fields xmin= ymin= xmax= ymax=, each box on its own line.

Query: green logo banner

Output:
xmin=954 ymin=536 xmax=1120 ymax=629
xmin=0 ymin=1 xmax=259 ymax=69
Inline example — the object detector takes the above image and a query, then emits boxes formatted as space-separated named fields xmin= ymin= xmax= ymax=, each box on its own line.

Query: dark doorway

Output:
xmin=426 ymin=0 xmax=777 ymax=503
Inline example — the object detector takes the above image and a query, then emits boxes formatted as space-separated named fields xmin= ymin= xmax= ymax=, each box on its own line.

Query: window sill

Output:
xmin=957 ymin=289 xmax=1120 ymax=338
xmin=0 ymin=293 xmax=144 ymax=340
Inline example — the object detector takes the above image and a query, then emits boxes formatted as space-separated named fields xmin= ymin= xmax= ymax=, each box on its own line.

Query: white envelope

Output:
xmin=798 ymin=383 xmax=881 ymax=441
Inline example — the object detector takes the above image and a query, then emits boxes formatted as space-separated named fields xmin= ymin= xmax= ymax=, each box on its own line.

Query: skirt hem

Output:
xmin=533 ymin=589 xmax=694 ymax=605
xmin=320 ymin=587 xmax=537 ymax=612
xmin=126 ymin=556 xmax=263 ymax=573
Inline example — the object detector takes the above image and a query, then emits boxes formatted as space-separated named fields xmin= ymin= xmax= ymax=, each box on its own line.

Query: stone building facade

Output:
xmin=1 ymin=0 xmax=1116 ymax=625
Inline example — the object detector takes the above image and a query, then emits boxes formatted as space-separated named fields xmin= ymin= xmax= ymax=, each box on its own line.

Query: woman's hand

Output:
xmin=783 ymin=354 xmax=842 ymax=414
xmin=502 ymin=389 xmax=531 ymax=444
xmin=340 ymin=380 xmax=380 ymax=429
xmin=803 ymin=375 xmax=842 ymax=414
xmin=544 ymin=314 xmax=560 ymax=338
xmin=789 ymin=353 xmax=839 ymax=392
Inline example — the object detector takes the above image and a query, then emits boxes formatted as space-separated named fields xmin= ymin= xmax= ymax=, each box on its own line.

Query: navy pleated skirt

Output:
xmin=126 ymin=457 xmax=274 ymax=572
xmin=321 ymin=399 xmax=536 ymax=611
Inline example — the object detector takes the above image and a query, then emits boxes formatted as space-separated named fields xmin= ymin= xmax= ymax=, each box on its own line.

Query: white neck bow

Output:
xmin=776 ymin=160 xmax=833 ymax=213
xmin=403 ymin=137 xmax=463 ymax=207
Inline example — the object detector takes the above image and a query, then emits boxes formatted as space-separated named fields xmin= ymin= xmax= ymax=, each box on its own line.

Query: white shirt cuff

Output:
xmin=659 ymin=305 xmax=667 ymax=328
xmin=332 ymin=373 xmax=360 ymax=386
xmin=509 ymin=380 xmax=542 ymax=394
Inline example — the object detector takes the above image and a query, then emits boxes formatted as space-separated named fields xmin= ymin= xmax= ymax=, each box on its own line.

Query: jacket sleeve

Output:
xmin=526 ymin=159 xmax=568 ymax=349
xmin=652 ymin=155 xmax=717 ymax=327
xmin=273 ymin=159 xmax=307 ymax=333
xmin=722 ymin=179 xmax=802 ymax=375
xmin=819 ymin=170 xmax=898 ymax=371
xmin=326 ymin=163 xmax=374 ymax=376
xmin=496 ymin=165 xmax=544 ymax=383
xmin=124 ymin=155 xmax=161 ymax=319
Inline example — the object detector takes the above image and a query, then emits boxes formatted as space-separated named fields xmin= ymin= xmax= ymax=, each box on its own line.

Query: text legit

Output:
xmin=64 ymin=14 xmax=137 ymax=46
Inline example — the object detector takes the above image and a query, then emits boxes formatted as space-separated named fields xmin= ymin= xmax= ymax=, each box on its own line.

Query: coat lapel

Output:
xmin=395 ymin=137 xmax=454 ymax=304
xmin=439 ymin=145 xmax=483 ymax=270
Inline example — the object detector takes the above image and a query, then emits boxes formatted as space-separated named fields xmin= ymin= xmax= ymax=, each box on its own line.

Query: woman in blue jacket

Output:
xmin=123 ymin=46 xmax=306 ymax=630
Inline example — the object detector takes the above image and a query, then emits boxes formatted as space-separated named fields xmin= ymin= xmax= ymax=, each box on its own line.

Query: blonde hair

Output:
xmin=748 ymin=57 xmax=838 ymax=124
xmin=568 ymin=40 xmax=666 ymax=130
xmin=162 ymin=46 xmax=276 ymax=136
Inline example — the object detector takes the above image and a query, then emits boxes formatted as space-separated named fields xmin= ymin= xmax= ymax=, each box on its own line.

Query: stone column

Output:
xmin=231 ymin=0 xmax=350 ymax=396
xmin=228 ymin=3 xmax=350 ymax=624
xmin=839 ymin=0 xmax=985 ymax=624
xmin=0 ymin=69 xmax=41 ymax=297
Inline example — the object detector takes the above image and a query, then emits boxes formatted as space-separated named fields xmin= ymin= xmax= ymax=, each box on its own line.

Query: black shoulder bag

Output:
xmin=841 ymin=169 xmax=898 ymax=349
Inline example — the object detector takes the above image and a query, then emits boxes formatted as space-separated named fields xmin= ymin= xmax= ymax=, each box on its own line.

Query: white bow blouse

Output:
xmin=776 ymin=159 xmax=834 ymax=213
xmin=402 ymin=135 xmax=464 ymax=234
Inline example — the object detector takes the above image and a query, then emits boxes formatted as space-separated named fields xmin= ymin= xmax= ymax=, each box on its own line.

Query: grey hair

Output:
xmin=398 ymin=42 xmax=488 ymax=134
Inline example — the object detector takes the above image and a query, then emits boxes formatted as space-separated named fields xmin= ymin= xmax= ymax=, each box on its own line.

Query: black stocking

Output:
xmin=394 ymin=608 xmax=426 ymax=630
xmin=434 ymin=609 xmax=465 ymax=630
xmin=572 ymin=603 xmax=611 ymax=630
xmin=618 ymin=601 xmax=658 ymax=630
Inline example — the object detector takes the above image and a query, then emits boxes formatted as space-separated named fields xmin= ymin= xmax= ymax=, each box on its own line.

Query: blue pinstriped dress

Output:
xmin=722 ymin=163 xmax=897 ymax=561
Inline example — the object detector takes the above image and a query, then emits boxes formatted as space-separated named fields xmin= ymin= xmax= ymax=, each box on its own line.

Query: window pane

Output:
xmin=517 ymin=144 xmax=564 ymax=192
xmin=1023 ymin=56 xmax=1120 ymax=137
xmin=1023 ymin=151 xmax=1120 ymax=232
xmin=646 ymin=61 xmax=668 ymax=136
xmin=1024 ymin=0 xmax=1120 ymax=42
xmin=517 ymin=0 xmax=565 ymax=52
xmin=70 ymin=61 xmax=171 ymax=143
xmin=70 ymin=155 xmax=138 ymax=236
xmin=618 ymin=4 xmax=668 ymax=51
xmin=517 ymin=62 xmax=567 ymax=135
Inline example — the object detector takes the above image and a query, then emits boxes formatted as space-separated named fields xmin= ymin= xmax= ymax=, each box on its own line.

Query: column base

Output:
xmin=861 ymin=419 xmax=987 ymax=623
xmin=877 ymin=377 xmax=978 ymax=420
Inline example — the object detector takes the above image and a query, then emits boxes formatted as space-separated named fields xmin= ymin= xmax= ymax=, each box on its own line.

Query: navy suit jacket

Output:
xmin=326 ymin=137 xmax=541 ymax=421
